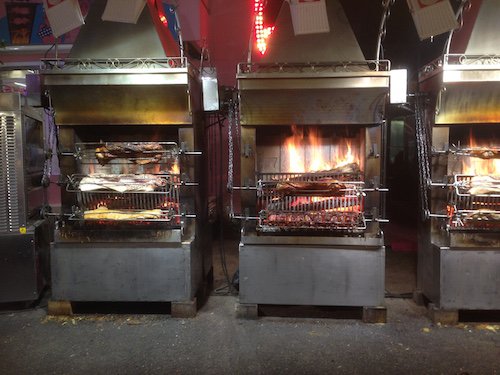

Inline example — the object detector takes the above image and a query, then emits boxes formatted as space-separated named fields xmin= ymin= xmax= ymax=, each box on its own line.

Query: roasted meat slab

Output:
xmin=95 ymin=143 xmax=164 ymax=165
xmin=79 ymin=174 xmax=168 ymax=192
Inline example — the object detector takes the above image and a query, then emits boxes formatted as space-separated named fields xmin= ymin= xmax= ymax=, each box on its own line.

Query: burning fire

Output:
xmin=284 ymin=126 xmax=359 ymax=173
xmin=461 ymin=131 xmax=500 ymax=176
xmin=169 ymin=162 xmax=180 ymax=175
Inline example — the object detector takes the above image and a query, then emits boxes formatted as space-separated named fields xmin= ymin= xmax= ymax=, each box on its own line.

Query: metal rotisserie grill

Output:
xmin=417 ymin=51 xmax=500 ymax=316
xmin=234 ymin=7 xmax=390 ymax=321
xmin=257 ymin=169 xmax=366 ymax=232
xmin=66 ymin=142 xmax=182 ymax=225
xmin=233 ymin=0 xmax=390 ymax=317
xmin=40 ymin=1 xmax=210 ymax=314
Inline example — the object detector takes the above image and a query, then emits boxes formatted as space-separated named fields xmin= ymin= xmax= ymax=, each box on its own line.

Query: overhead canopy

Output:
xmin=40 ymin=0 xmax=192 ymax=126
xmin=239 ymin=0 xmax=389 ymax=126
xmin=420 ymin=0 xmax=500 ymax=125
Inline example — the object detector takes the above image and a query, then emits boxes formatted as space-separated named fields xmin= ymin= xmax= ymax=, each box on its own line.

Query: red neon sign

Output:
xmin=254 ymin=0 xmax=275 ymax=55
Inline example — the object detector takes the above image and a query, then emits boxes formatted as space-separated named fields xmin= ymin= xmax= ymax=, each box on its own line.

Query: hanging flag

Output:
xmin=43 ymin=0 xmax=84 ymax=37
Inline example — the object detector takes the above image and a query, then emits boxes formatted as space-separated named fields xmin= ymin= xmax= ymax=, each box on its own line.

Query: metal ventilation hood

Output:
xmin=419 ymin=0 xmax=500 ymax=125
xmin=238 ymin=0 xmax=390 ymax=126
xmin=259 ymin=0 xmax=365 ymax=63
xmin=40 ymin=0 xmax=192 ymax=126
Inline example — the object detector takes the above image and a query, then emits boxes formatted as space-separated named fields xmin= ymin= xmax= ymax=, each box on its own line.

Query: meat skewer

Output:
xmin=275 ymin=180 xmax=346 ymax=196
xmin=467 ymin=175 xmax=500 ymax=195
xmin=95 ymin=143 xmax=165 ymax=165
xmin=467 ymin=148 xmax=500 ymax=159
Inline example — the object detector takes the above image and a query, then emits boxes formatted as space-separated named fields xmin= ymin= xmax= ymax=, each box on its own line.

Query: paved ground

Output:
xmin=0 ymin=296 xmax=499 ymax=375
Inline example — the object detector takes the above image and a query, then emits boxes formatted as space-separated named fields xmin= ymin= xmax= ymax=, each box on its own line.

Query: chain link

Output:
xmin=415 ymin=94 xmax=431 ymax=221
xmin=43 ymin=107 xmax=57 ymax=182
xmin=227 ymin=102 xmax=235 ymax=217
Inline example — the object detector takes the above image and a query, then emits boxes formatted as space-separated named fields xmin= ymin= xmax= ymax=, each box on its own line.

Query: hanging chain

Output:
xmin=376 ymin=0 xmax=395 ymax=62
xmin=42 ymin=107 xmax=57 ymax=184
xmin=227 ymin=102 xmax=235 ymax=217
xmin=415 ymin=94 xmax=431 ymax=221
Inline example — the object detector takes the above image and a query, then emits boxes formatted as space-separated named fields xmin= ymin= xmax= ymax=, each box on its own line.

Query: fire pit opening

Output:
xmin=255 ymin=125 xmax=368 ymax=233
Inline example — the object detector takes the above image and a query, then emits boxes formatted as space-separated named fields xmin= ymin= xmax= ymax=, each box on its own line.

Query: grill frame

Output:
xmin=256 ymin=170 xmax=366 ymax=232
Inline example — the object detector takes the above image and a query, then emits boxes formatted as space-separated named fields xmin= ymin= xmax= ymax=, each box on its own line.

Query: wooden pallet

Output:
xmin=47 ymin=298 xmax=199 ymax=318
xmin=236 ymin=303 xmax=387 ymax=323
xmin=413 ymin=290 xmax=500 ymax=325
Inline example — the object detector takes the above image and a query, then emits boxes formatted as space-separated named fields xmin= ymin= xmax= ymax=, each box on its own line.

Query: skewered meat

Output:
xmin=468 ymin=175 xmax=500 ymax=195
xmin=328 ymin=162 xmax=361 ymax=175
xmin=95 ymin=143 xmax=164 ymax=165
xmin=83 ymin=207 xmax=163 ymax=220
xmin=465 ymin=210 xmax=500 ymax=222
xmin=79 ymin=174 xmax=167 ymax=192
xmin=468 ymin=148 xmax=500 ymax=159
xmin=276 ymin=180 xmax=346 ymax=196
xmin=265 ymin=211 xmax=362 ymax=227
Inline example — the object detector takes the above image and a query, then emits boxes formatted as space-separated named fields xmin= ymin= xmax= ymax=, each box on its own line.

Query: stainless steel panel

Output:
xmin=42 ymin=71 xmax=189 ymax=86
xmin=241 ymin=233 xmax=383 ymax=247
xmin=464 ymin=0 xmax=500 ymax=55
xmin=51 ymin=241 xmax=195 ymax=302
xmin=435 ymin=82 xmax=500 ymax=124
xmin=0 ymin=232 xmax=38 ymax=302
xmin=0 ymin=221 xmax=49 ymax=303
xmin=439 ymin=246 xmax=500 ymax=310
xmin=259 ymin=0 xmax=365 ymax=63
xmin=44 ymin=83 xmax=191 ymax=126
xmin=69 ymin=0 xmax=166 ymax=59
xmin=239 ymin=88 xmax=387 ymax=125
xmin=239 ymin=241 xmax=385 ymax=307
xmin=0 ymin=92 xmax=21 ymax=111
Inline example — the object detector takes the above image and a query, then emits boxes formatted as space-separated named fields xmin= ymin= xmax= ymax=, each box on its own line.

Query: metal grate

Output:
xmin=74 ymin=141 xmax=179 ymax=168
xmin=64 ymin=141 xmax=182 ymax=224
xmin=0 ymin=115 xmax=20 ymax=233
xmin=257 ymin=171 xmax=365 ymax=232
xmin=448 ymin=174 xmax=500 ymax=231
xmin=68 ymin=174 xmax=180 ymax=209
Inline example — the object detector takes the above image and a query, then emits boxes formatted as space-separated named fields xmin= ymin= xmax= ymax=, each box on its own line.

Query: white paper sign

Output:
xmin=102 ymin=0 xmax=147 ymax=24
xmin=43 ymin=0 xmax=84 ymax=37
xmin=407 ymin=0 xmax=458 ymax=40
xmin=289 ymin=0 xmax=330 ymax=36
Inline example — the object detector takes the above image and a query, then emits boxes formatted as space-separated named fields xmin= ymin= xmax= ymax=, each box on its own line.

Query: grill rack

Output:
xmin=256 ymin=171 xmax=366 ymax=232
xmin=73 ymin=141 xmax=179 ymax=166
xmin=446 ymin=174 xmax=500 ymax=231
xmin=68 ymin=208 xmax=178 ymax=223
xmin=66 ymin=173 xmax=181 ymax=219
xmin=453 ymin=174 xmax=500 ymax=198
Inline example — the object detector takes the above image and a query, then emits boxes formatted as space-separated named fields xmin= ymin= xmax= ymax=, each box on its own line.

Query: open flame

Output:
xmin=169 ymin=162 xmax=180 ymax=175
xmin=284 ymin=126 xmax=359 ymax=173
xmin=461 ymin=131 xmax=500 ymax=175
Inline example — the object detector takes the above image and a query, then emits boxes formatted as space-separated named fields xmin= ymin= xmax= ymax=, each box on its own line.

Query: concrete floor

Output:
xmin=0 ymin=296 xmax=499 ymax=374
xmin=1 ymin=222 xmax=497 ymax=374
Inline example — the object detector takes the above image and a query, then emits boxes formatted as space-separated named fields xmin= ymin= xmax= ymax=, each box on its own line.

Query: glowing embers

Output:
xmin=254 ymin=0 xmax=275 ymax=55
